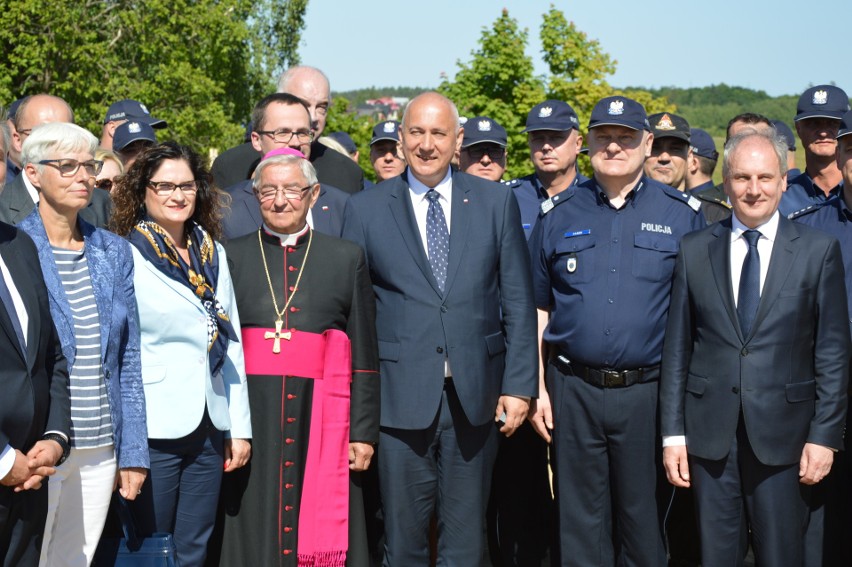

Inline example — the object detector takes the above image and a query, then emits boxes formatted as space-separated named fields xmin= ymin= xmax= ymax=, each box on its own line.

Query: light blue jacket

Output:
xmin=130 ymin=243 xmax=251 ymax=440
xmin=18 ymin=209 xmax=149 ymax=469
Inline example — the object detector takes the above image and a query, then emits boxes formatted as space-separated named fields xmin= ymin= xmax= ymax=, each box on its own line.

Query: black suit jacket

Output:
xmin=221 ymin=179 xmax=349 ymax=241
xmin=660 ymin=216 xmax=850 ymax=466
xmin=0 ymin=222 xmax=70 ymax=454
xmin=0 ymin=175 xmax=112 ymax=228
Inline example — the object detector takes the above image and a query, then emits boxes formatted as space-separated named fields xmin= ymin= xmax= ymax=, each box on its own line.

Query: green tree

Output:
xmin=438 ymin=8 xmax=545 ymax=178
xmin=324 ymin=97 xmax=376 ymax=179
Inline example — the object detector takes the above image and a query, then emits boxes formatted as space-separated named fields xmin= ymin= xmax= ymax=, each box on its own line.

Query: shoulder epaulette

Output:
xmin=694 ymin=191 xmax=732 ymax=209
xmin=787 ymin=203 xmax=821 ymax=220
xmin=503 ymin=178 xmax=523 ymax=188
xmin=657 ymin=183 xmax=702 ymax=213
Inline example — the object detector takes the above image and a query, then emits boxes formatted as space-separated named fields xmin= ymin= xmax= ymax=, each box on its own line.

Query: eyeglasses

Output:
xmin=464 ymin=146 xmax=505 ymax=160
xmin=256 ymin=129 xmax=313 ymax=144
xmin=17 ymin=128 xmax=33 ymax=137
xmin=256 ymin=185 xmax=313 ymax=202
xmin=95 ymin=179 xmax=114 ymax=192
xmin=148 ymin=181 xmax=198 ymax=196
xmin=39 ymin=159 xmax=104 ymax=177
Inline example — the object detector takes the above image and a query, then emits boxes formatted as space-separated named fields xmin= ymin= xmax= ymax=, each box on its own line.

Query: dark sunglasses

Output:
xmin=95 ymin=178 xmax=114 ymax=192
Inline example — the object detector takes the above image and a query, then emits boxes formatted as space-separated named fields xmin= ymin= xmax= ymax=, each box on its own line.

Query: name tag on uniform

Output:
xmin=563 ymin=229 xmax=591 ymax=238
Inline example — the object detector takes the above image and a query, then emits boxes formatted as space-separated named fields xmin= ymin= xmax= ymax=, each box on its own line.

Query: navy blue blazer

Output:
xmin=18 ymin=209 xmax=149 ymax=469
xmin=221 ymin=179 xmax=349 ymax=241
xmin=342 ymin=169 xmax=538 ymax=429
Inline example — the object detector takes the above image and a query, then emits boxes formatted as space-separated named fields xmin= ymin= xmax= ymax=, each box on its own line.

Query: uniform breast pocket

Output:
xmin=554 ymin=235 xmax=596 ymax=285
xmin=632 ymin=232 xmax=678 ymax=282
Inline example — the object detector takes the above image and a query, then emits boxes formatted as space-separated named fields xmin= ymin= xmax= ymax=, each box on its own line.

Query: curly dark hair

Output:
xmin=109 ymin=141 xmax=230 ymax=240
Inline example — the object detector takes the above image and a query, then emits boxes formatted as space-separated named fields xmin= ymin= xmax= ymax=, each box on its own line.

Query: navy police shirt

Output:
xmin=529 ymin=176 xmax=705 ymax=369
xmin=779 ymin=171 xmax=841 ymax=217
xmin=506 ymin=172 xmax=589 ymax=241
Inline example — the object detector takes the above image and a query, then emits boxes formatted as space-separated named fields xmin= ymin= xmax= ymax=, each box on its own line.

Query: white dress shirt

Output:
xmin=663 ymin=211 xmax=779 ymax=449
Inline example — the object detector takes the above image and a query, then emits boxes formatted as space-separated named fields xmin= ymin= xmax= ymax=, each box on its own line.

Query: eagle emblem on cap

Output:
xmin=478 ymin=120 xmax=492 ymax=131
xmin=139 ymin=103 xmax=150 ymax=114
xmin=538 ymin=106 xmax=553 ymax=118
xmin=128 ymin=122 xmax=142 ymax=133
xmin=383 ymin=122 xmax=395 ymax=132
xmin=813 ymin=90 xmax=828 ymax=105
xmin=608 ymin=100 xmax=624 ymax=115
xmin=656 ymin=114 xmax=676 ymax=130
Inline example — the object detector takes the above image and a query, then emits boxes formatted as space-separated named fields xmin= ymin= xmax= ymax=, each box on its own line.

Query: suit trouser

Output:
xmin=39 ymin=444 xmax=116 ymax=567
xmin=0 ymin=484 xmax=47 ymax=567
xmin=131 ymin=417 xmax=224 ymax=567
xmin=378 ymin=381 xmax=499 ymax=566
xmin=548 ymin=362 xmax=666 ymax=567
xmin=691 ymin=416 xmax=810 ymax=567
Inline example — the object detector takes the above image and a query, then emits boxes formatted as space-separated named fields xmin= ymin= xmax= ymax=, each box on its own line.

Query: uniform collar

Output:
xmin=261 ymin=223 xmax=310 ymax=247
xmin=593 ymin=175 xmax=646 ymax=209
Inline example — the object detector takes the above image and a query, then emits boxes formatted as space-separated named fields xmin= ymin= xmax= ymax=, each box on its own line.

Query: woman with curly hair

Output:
xmin=109 ymin=141 xmax=251 ymax=567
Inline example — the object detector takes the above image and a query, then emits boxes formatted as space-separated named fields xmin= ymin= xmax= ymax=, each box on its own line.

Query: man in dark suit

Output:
xmin=342 ymin=92 xmax=538 ymax=565
xmin=221 ymin=93 xmax=348 ymax=240
xmin=0 ymin=221 xmax=71 ymax=567
xmin=660 ymin=130 xmax=851 ymax=566
xmin=0 ymin=95 xmax=111 ymax=228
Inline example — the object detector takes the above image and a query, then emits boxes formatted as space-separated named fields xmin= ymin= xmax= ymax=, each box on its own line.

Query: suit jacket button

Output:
xmin=731 ymin=386 xmax=739 ymax=394
xmin=436 ymin=347 xmax=444 ymax=354
xmin=740 ymin=348 xmax=749 ymax=356
xmin=440 ymin=306 xmax=448 ymax=313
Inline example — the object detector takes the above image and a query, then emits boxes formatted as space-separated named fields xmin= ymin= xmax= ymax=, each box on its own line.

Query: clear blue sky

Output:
xmin=300 ymin=0 xmax=846 ymax=97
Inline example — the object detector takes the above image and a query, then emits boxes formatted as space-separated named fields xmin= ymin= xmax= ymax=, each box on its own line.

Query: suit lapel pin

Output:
xmin=321 ymin=205 xmax=329 ymax=211
xmin=463 ymin=198 xmax=469 ymax=203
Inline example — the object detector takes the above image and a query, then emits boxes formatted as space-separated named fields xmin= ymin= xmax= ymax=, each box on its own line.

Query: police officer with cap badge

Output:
xmin=507 ymin=100 xmax=588 ymax=240
xmin=368 ymin=120 xmax=405 ymax=188
xmin=459 ymin=116 xmax=508 ymax=182
xmin=528 ymin=95 xmax=704 ymax=566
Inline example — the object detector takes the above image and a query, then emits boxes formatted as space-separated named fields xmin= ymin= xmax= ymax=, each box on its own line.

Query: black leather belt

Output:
xmin=552 ymin=352 xmax=660 ymax=388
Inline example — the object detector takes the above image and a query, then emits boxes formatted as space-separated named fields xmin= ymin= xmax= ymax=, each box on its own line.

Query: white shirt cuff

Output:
xmin=0 ymin=444 xmax=16 ymax=480
xmin=662 ymin=435 xmax=687 ymax=447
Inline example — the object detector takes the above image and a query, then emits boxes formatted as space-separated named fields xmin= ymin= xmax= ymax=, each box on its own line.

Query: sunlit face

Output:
xmin=281 ymin=72 xmax=330 ymax=138
xmin=251 ymin=102 xmax=313 ymax=159
xmin=144 ymin=159 xmax=197 ymax=236
xmin=370 ymin=140 xmax=405 ymax=182
xmin=256 ymin=162 xmax=319 ymax=234
xmin=724 ymin=137 xmax=786 ymax=229
xmin=459 ymin=143 xmax=506 ymax=182
xmin=26 ymin=149 xmax=95 ymax=215
xmin=837 ymin=136 xmax=852 ymax=188
xmin=96 ymin=159 xmax=122 ymax=192
xmin=796 ymin=117 xmax=841 ymax=159
xmin=527 ymin=129 xmax=581 ymax=176
xmin=587 ymin=125 xmax=652 ymax=180
xmin=644 ymin=137 xmax=691 ymax=189
xmin=399 ymin=94 xmax=463 ymax=188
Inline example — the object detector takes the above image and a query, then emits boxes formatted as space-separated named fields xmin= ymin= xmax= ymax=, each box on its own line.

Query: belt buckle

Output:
xmin=602 ymin=370 xmax=626 ymax=388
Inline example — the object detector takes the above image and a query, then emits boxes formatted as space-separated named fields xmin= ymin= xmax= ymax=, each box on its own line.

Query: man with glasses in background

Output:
xmin=0 ymin=94 xmax=111 ymax=227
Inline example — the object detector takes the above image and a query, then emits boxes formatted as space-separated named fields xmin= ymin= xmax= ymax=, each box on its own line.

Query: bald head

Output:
xmin=399 ymin=92 xmax=463 ymax=188
xmin=277 ymin=66 xmax=331 ymax=137
xmin=13 ymin=94 xmax=74 ymax=155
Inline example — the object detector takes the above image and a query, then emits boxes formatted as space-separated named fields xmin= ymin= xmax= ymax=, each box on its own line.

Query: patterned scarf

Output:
xmin=128 ymin=218 xmax=238 ymax=376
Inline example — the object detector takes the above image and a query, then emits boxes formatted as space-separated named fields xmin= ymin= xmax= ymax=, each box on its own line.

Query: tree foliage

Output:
xmin=0 ymin=0 xmax=309 ymax=162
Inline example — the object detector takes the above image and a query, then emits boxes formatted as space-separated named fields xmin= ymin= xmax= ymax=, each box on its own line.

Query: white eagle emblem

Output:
xmin=813 ymin=90 xmax=828 ymax=105
xmin=538 ymin=106 xmax=553 ymax=118
xmin=383 ymin=121 xmax=395 ymax=133
xmin=608 ymin=100 xmax=624 ymax=115
xmin=128 ymin=122 xmax=142 ymax=134
xmin=478 ymin=120 xmax=492 ymax=131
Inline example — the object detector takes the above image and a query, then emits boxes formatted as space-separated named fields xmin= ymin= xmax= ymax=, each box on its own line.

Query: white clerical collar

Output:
xmin=407 ymin=167 xmax=452 ymax=198
xmin=262 ymin=223 xmax=310 ymax=247
xmin=22 ymin=171 xmax=39 ymax=204
xmin=730 ymin=211 xmax=779 ymax=243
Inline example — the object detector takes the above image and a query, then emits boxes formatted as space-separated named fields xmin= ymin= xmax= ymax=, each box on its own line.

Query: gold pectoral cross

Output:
xmin=264 ymin=319 xmax=292 ymax=354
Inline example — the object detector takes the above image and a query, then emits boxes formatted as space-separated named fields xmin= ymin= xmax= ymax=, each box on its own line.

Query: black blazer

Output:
xmin=221 ymin=179 xmax=349 ymax=241
xmin=660 ymin=216 xmax=850 ymax=466
xmin=0 ymin=222 xmax=70 ymax=454
xmin=0 ymin=174 xmax=112 ymax=228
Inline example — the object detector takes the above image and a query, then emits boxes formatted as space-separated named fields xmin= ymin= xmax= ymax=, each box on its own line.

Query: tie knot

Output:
xmin=743 ymin=230 xmax=761 ymax=247
xmin=426 ymin=189 xmax=441 ymax=203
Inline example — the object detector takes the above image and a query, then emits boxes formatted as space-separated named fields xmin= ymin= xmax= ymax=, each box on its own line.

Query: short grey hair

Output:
xmin=21 ymin=122 xmax=98 ymax=170
xmin=722 ymin=129 xmax=788 ymax=179
xmin=252 ymin=154 xmax=319 ymax=194
xmin=277 ymin=66 xmax=330 ymax=94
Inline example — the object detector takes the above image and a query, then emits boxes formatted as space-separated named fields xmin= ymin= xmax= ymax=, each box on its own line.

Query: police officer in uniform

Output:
xmin=790 ymin=109 xmax=852 ymax=567
xmin=685 ymin=128 xmax=719 ymax=195
xmin=459 ymin=116 xmax=508 ymax=182
xmin=506 ymin=100 xmax=587 ymax=240
xmin=781 ymin=85 xmax=850 ymax=216
xmin=528 ymin=96 xmax=704 ymax=566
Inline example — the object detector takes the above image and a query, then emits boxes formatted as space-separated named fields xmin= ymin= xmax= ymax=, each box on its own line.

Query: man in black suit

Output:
xmin=221 ymin=93 xmax=348 ymax=240
xmin=0 ymin=95 xmax=111 ymax=228
xmin=0 ymin=221 xmax=70 ymax=567
xmin=660 ymin=130 xmax=850 ymax=566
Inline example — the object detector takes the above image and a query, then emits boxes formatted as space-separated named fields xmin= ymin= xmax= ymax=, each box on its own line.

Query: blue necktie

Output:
xmin=425 ymin=190 xmax=450 ymax=293
xmin=0 ymin=271 xmax=26 ymax=356
xmin=737 ymin=230 xmax=761 ymax=337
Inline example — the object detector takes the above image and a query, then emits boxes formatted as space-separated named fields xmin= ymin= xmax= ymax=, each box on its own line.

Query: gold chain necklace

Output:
xmin=257 ymin=227 xmax=313 ymax=353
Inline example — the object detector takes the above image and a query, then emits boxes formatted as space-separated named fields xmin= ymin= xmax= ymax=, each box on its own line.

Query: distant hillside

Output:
xmin=334 ymin=86 xmax=430 ymax=106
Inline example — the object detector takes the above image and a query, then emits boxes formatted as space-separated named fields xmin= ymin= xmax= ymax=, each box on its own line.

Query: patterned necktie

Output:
xmin=0 ymin=270 xmax=26 ymax=356
xmin=425 ymin=189 xmax=450 ymax=292
xmin=737 ymin=229 xmax=761 ymax=337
